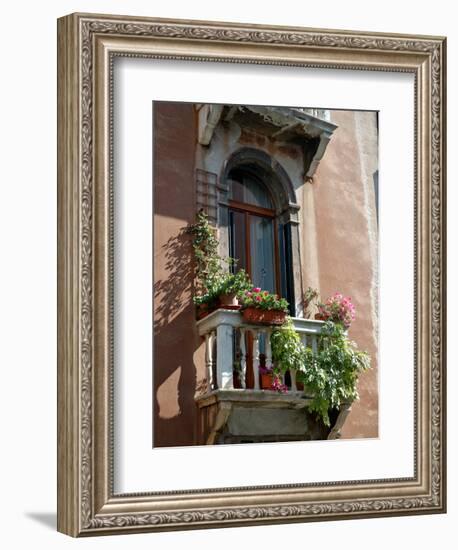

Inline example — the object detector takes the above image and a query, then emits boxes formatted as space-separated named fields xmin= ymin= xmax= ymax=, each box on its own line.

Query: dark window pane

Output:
xmin=278 ymin=222 xmax=287 ymax=298
xmin=228 ymin=170 xmax=273 ymax=209
xmin=283 ymin=223 xmax=295 ymax=316
xmin=229 ymin=178 xmax=245 ymax=204
xmin=249 ymin=215 xmax=276 ymax=293
xmin=229 ymin=210 xmax=247 ymax=272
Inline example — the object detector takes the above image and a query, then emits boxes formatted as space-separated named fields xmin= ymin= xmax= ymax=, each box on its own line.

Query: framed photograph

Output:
xmin=57 ymin=13 xmax=446 ymax=536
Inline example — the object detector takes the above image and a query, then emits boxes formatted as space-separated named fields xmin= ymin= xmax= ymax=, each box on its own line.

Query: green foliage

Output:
xmin=271 ymin=318 xmax=306 ymax=374
xmin=217 ymin=269 xmax=252 ymax=298
xmin=271 ymin=319 xmax=371 ymax=426
xmin=297 ymin=321 xmax=371 ymax=426
xmin=188 ymin=211 xmax=252 ymax=306
xmin=188 ymin=211 xmax=223 ymax=303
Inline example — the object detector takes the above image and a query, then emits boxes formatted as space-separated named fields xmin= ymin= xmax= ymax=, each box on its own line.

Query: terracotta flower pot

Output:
xmin=218 ymin=293 xmax=239 ymax=308
xmin=314 ymin=313 xmax=326 ymax=321
xmin=196 ymin=301 xmax=219 ymax=320
xmin=260 ymin=372 xmax=274 ymax=390
xmin=242 ymin=307 xmax=287 ymax=326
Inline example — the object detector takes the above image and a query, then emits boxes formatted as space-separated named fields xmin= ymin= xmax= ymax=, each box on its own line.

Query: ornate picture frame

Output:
xmin=57 ymin=13 xmax=446 ymax=536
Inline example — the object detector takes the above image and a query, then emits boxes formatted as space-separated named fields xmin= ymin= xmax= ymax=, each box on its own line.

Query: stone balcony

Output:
xmin=195 ymin=309 xmax=351 ymax=444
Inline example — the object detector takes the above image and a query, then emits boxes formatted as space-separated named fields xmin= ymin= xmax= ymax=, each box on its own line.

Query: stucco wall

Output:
xmin=311 ymin=110 xmax=379 ymax=438
xmin=153 ymin=102 xmax=205 ymax=447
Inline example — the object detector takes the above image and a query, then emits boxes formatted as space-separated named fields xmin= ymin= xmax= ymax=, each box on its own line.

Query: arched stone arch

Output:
xmin=220 ymin=147 xmax=300 ymax=224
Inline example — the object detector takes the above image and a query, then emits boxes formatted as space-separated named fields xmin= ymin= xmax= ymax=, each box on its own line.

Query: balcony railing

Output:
xmin=297 ymin=107 xmax=331 ymax=122
xmin=196 ymin=308 xmax=325 ymax=393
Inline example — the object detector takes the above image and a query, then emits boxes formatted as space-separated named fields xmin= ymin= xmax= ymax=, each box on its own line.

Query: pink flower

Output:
xmin=271 ymin=376 xmax=288 ymax=394
xmin=253 ymin=287 xmax=261 ymax=293
xmin=255 ymin=295 xmax=262 ymax=302
xmin=319 ymin=291 xmax=356 ymax=327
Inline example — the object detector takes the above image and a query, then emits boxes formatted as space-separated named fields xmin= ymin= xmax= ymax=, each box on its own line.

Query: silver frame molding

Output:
xmin=57 ymin=12 xmax=446 ymax=537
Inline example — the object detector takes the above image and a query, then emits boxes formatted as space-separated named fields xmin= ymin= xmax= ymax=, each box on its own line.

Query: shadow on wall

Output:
xmin=154 ymin=227 xmax=192 ymax=331
xmin=153 ymin=227 xmax=201 ymax=447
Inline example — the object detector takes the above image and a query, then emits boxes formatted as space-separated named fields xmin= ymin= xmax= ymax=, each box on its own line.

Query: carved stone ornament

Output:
xmin=197 ymin=103 xmax=338 ymax=179
xmin=57 ymin=13 xmax=446 ymax=536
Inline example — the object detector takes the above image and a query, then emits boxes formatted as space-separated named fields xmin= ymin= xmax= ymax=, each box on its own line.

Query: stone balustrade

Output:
xmin=196 ymin=309 xmax=325 ymax=393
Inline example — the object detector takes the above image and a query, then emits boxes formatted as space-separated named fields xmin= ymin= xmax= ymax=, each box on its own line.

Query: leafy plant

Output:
xmin=240 ymin=287 xmax=289 ymax=312
xmin=188 ymin=211 xmax=225 ymax=303
xmin=188 ymin=211 xmax=252 ymax=307
xmin=271 ymin=319 xmax=371 ymax=425
xmin=271 ymin=317 xmax=306 ymax=374
xmin=217 ymin=269 xmax=252 ymax=298
xmin=297 ymin=321 xmax=371 ymax=426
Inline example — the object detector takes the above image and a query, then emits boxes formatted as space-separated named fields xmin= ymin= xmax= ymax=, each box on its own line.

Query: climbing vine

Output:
xmin=188 ymin=211 xmax=251 ymax=306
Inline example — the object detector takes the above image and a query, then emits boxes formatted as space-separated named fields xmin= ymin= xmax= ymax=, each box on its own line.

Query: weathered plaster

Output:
xmin=312 ymin=109 xmax=379 ymax=439
xmin=299 ymin=181 xmax=321 ymax=301
xmin=156 ymin=367 xmax=182 ymax=419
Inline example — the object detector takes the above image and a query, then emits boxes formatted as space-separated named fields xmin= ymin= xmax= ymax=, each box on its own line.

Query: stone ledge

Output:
xmin=195 ymin=389 xmax=352 ymax=444
xmin=195 ymin=388 xmax=313 ymax=409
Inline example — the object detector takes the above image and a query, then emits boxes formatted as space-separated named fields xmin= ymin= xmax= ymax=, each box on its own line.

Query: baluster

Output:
xmin=239 ymin=328 xmax=247 ymax=389
xmin=204 ymin=331 xmax=214 ymax=390
xmin=216 ymin=323 xmax=234 ymax=389
xmin=264 ymin=329 xmax=272 ymax=370
xmin=311 ymin=334 xmax=318 ymax=355
xmin=290 ymin=369 xmax=297 ymax=392
xmin=252 ymin=330 xmax=260 ymax=390
xmin=300 ymin=333 xmax=308 ymax=349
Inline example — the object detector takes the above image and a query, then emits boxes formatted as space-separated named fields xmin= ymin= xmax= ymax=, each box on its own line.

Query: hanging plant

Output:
xmin=271 ymin=317 xmax=306 ymax=373
xmin=271 ymin=318 xmax=371 ymax=426
xmin=297 ymin=321 xmax=371 ymax=426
